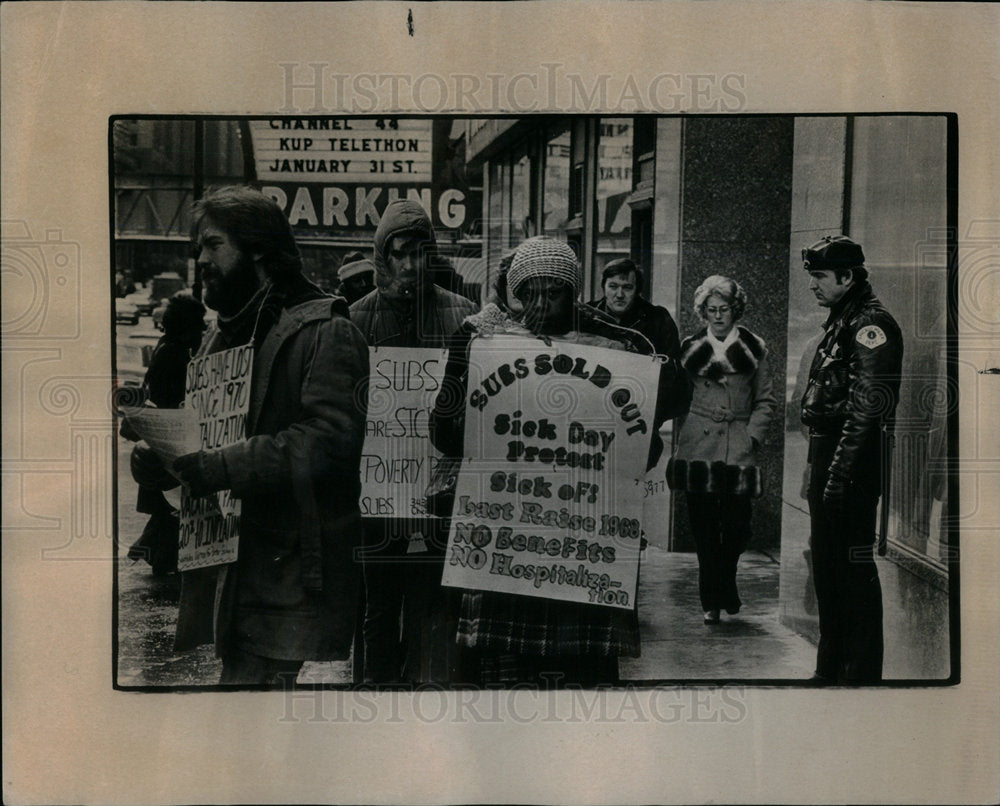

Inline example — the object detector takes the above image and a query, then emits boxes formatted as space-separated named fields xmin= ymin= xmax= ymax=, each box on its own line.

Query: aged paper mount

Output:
xmin=3 ymin=2 xmax=999 ymax=805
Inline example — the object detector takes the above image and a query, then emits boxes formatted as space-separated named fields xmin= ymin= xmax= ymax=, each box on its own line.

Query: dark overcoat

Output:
xmin=175 ymin=296 xmax=370 ymax=661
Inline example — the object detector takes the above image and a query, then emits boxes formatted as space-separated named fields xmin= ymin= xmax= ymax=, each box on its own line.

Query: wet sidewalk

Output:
xmin=621 ymin=546 xmax=816 ymax=682
xmin=117 ymin=543 xmax=816 ymax=686
xmin=117 ymin=415 xmax=814 ymax=686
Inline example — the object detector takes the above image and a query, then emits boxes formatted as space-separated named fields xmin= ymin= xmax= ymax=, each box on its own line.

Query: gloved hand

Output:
xmin=822 ymin=472 xmax=850 ymax=515
xmin=172 ymin=451 xmax=230 ymax=498
xmin=130 ymin=443 xmax=179 ymax=490
xmin=119 ymin=416 xmax=141 ymax=442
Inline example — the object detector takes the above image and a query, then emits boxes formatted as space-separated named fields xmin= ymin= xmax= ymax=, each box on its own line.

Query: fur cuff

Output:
xmin=666 ymin=458 xmax=763 ymax=497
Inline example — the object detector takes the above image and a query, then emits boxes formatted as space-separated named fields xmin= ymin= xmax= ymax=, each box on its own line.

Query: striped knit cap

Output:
xmin=507 ymin=236 xmax=581 ymax=298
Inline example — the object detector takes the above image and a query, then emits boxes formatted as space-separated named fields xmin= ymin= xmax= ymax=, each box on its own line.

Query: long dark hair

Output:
xmin=192 ymin=185 xmax=302 ymax=282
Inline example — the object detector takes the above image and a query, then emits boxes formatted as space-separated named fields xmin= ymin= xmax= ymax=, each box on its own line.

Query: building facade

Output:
xmin=113 ymin=117 xmax=483 ymax=296
xmin=465 ymin=114 xmax=952 ymax=678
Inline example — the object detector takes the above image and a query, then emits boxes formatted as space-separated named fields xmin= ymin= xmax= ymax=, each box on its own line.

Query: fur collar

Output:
xmin=464 ymin=302 xmax=631 ymax=351
xmin=680 ymin=326 xmax=766 ymax=380
xmin=464 ymin=302 xmax=522 ymax=335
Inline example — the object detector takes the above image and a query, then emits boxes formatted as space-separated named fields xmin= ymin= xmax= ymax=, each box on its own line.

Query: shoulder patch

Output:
xmin=856 ymin=325 xmax=887 ymax=349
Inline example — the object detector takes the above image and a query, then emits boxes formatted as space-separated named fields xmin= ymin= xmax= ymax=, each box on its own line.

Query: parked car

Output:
xmin=149 ymin=273 xmax=187 ymax=307
xmin=115 ymin=331 xmax=161 ymax=389
xmin=115 ymin=299 xmax=140 ymax=326
xmin=121 ymin=290 xmax=156 ymax=317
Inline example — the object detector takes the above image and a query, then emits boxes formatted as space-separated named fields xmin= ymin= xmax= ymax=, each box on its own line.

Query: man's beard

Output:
xmin=202 ymin=253 xmax=262 ymax=315
xmin=375 ymin=268 xmax=422 ymax=300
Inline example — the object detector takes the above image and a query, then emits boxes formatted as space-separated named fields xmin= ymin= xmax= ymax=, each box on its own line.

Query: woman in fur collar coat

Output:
xmin=666 ymin=275 xmax=776 ymax=624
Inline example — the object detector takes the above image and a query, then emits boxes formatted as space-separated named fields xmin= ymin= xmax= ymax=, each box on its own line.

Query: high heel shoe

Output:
xmin=703 ymin=609 xmax=720 ymax=624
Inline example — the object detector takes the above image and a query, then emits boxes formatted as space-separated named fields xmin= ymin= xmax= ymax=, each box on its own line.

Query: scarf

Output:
xmin=215 ymin=283 xmax=276 ymax=348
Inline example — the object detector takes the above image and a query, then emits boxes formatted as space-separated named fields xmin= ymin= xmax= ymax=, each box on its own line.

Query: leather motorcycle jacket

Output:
xmin=801 ymin=281 xmax=903 ymax=490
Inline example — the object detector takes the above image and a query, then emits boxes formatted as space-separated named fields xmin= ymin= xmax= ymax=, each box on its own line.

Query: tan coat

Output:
xmin=667 ymin=326 xmax=775 ymax=496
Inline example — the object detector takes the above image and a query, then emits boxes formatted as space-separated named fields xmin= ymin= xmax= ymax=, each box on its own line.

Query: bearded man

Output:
xmin=130 ymin=185 xmax=369 ymax=685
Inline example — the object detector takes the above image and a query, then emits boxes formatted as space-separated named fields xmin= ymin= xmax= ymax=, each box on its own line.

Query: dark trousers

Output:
xmin=128 ymin=487 xmax=179 ymax=575
xmin=360 ymin=516 xmax=455 ymax=683
xmin=687 ymin=492 xmax=752 ymax=613
xmin=807 ymin=437 xmax=884 ymax=684
xmin=361 ymin=556 xmax=443 ymax=683
xmin=219 ymin=646 xmax=303 ymax=686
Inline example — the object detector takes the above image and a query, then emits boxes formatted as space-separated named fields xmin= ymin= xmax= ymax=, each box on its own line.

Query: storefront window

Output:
xmin=650 ymin=119 xmax=682 ymax=311
xmin=780 ymin=115 xmax=949 ymax=650
xmin=850 ymin=116 xmax=949 ymax=565
xmin=595 ymin=118 xmax=633 ymax=274
xmin=487 ymin=159 xmax=507 ymax=282
xmin=543 ymin=127 xmax=571 ymax=239
xmin=509 ymin=149 xmax=533 ymax=247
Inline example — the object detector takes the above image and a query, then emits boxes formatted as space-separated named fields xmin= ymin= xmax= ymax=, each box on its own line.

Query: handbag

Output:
xmin=424 ymin=456 xmax=462 ymax=518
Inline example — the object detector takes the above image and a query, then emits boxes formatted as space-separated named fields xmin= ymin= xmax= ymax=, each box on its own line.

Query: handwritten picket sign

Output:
xmin=177 ymin=344 xmax=253 ymax=571
xmin=359 ymin=346 xmax=450 ymax=519
xmin=440 ymin=335 xmax=658 ymax=609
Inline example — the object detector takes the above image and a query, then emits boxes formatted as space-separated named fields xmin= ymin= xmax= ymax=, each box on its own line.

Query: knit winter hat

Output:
xmin=507 ymin=236 xmax=581 ymax=298
xmin=338 ymin=258 xmax=374 ymax=281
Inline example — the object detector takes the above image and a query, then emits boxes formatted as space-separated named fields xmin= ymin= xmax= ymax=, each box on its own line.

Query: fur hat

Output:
xmin=802 ymin=235 xmax=865 ymax=272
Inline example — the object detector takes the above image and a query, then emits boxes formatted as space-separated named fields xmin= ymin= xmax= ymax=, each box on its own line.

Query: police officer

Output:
xmin=800 ymin=235 xmax=903 ymax=684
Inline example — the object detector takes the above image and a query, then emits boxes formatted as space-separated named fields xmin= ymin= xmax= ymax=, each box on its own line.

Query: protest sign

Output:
xmin=360 ymin=346 xmax=449 ymax=519
xmin=177 ymin=344 xmax=253 ymax=571
xmin=440 ymin=335 xmax=659 ymax=609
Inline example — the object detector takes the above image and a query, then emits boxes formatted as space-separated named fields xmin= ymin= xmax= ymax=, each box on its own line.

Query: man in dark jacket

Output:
xmin=350 ymin=199 xmax=477 ymax=683
xmin=800 ymin=235 xmax=903 ymax=684
xmin=589 ymin=257 xmax=689 ymax=468
xmin=131 ymin=185 xmax=369 ymax=685
xmin=590 ymin=258 xmax=681 ymax=358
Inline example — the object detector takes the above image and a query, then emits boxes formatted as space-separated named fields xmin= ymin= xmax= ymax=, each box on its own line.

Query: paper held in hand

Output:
xmin=122 ymin=405 xmax=202 ymax=511
xmin=121 ymin=406 xmax=202 ymax=472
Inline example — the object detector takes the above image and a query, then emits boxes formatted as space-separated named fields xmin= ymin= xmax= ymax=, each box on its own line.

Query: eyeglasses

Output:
xmin=705 ymin=306 xmax=731 ymax=316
